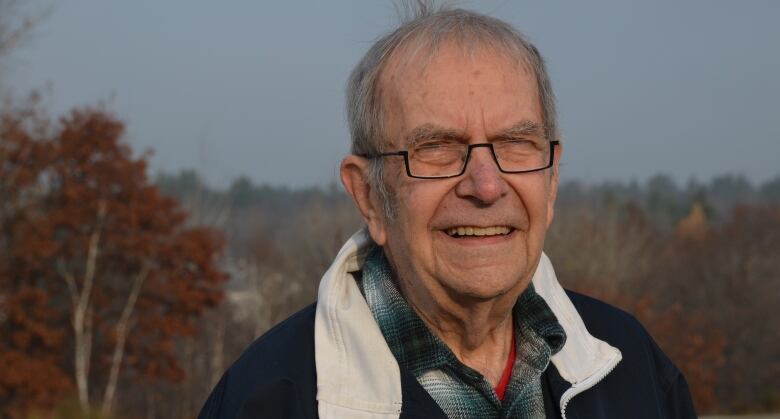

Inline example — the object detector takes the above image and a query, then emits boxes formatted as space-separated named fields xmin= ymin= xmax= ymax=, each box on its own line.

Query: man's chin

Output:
xmin=439 ymin=271 xmax=532 ymax=304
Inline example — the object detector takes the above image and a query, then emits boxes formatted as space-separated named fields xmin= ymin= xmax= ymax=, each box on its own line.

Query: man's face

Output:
xmin=369 ymin=43 xmax=560 ymax=302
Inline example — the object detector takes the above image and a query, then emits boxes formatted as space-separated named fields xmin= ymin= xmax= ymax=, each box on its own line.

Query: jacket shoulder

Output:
xmin=561 ymin=290 xmax=697 ymax=418
xmin=565 ymin=290 xmax=679 ymax=386
xmin=565 ymin=291 xmax=649 ymax=341
xmin=198 ymin=303 xmax=318 ymax=419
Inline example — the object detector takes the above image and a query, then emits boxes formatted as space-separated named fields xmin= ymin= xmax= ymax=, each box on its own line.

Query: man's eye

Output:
xmin=498 ymin=138 xmax=541 ymax=149
xmin=414 ymin=141 xmax=460 ymax=151
xmin=413 ymin=141 xmax=463 ymax=155
xmin=503 ymin=138 xmax=532 ymax=145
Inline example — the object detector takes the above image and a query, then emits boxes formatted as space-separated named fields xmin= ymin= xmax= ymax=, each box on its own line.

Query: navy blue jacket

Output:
xmin=198 ymin=291 xmax=697 ymax=418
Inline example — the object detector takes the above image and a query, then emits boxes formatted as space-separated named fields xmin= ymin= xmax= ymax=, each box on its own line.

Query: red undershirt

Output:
xmin=494 ymin=328 xmax=516 ymax=401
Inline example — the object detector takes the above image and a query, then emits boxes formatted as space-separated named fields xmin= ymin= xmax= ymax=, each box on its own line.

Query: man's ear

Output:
xmin=546 ymin=142 xmax=563 ymax=229
xmin=340 ymin=155 xmax=388 ymax=245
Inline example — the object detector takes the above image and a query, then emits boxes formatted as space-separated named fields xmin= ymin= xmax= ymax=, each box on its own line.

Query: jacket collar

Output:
xmin=314 ymin=229 xmax=622 ymax=419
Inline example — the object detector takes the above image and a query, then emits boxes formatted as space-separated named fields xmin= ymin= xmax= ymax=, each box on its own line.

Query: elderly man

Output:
xmin=199 ymin=5 xmax=696 ymax=419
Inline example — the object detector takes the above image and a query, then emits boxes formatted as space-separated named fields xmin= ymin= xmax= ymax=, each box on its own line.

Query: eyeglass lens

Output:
xmin=407 ymin=141 xmax=553 ymax=178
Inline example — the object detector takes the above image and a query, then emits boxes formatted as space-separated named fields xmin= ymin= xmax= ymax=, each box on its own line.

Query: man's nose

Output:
xmin=454 ymin=146 xmax=508 ymax=204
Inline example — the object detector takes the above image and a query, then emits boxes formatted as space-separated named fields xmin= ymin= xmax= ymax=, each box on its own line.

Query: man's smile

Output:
xmin=444 ymin=225 xmax=513 ymax=237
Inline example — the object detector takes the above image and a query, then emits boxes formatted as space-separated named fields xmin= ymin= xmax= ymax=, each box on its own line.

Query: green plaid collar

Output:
xmin=355 ymin=245 xmax=452 ymax=377
xmin=355 ymin=244 xmax=566 ymax=417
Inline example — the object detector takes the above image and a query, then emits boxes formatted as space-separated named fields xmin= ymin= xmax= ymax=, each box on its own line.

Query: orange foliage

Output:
xmin=633 ymin=300 xmax=727 ymax=411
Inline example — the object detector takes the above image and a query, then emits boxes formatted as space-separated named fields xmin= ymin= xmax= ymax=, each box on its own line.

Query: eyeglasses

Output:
xmin=359 ymin=139 xmax=559 ymax=179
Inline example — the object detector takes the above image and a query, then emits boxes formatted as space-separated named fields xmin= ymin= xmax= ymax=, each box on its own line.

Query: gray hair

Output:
xmin=346 ymin=1 xmax=559 ymax=218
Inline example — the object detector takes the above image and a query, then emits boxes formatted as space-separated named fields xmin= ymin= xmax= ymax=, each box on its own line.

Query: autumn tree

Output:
xmin=0 ymin=96 xmax=72 ymax=419
xmin=0 ymin=99 xmax=228 ymax=418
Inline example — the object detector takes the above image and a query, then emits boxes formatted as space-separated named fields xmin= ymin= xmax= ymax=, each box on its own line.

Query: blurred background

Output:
xmin=1 ymin=0 xmax=778 ymax=417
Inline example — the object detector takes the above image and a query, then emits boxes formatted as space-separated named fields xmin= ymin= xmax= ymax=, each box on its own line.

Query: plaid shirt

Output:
xmin=355 ymin=244 xmax=566 ymax=419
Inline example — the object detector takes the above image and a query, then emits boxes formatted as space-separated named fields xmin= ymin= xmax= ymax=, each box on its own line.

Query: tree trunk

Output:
xmin=100 ymin=264 xmax=149 ymax=417
xmin=73 ymin=300 xmax=92 ymax=411
xmin=58 ymin=200 xmax=107 ymax=412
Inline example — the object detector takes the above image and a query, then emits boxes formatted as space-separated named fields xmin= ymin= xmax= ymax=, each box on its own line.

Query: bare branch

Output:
xmin=56 ymin=257 xmax=79 ymax=312
xmin=80 ymin=199 xmax=107 ymax=313
xmin=0 ymin=1 xmax=52 ymax=58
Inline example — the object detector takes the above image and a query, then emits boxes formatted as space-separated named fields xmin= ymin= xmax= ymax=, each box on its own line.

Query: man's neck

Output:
xmin=400 ymin=281 xmax=521 ymax=386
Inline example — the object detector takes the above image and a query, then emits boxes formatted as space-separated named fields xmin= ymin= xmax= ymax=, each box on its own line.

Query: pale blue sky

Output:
xmin=7 ymin=1 xmax=780 ymax=188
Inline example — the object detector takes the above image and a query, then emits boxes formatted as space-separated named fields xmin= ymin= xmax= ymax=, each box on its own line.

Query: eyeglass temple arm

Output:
xmin=356 ymin=151 xmax=407 ymax=158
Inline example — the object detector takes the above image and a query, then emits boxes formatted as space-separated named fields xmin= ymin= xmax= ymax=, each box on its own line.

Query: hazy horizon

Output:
xmin=6 ymin=0 xmax=779 ymax=189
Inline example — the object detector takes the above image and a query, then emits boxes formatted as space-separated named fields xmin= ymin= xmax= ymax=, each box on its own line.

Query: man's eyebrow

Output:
xmin=493 ymin=120 xmax=545 ymax=139
xmin=403 ymin=120 xmax=544 ymax=146
xmin=404 ymin=124 xmax=467 ymax=146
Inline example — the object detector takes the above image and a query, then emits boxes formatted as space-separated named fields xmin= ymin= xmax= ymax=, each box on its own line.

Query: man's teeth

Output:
xmin=446 ymin=226 xmax=511 ymax=237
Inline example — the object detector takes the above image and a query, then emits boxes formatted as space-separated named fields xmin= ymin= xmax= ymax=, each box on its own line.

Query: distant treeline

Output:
xmin=556 ymin=174 xmax=780 ymax=229
xmin=156 ymin=168 xmax=780 ymax=230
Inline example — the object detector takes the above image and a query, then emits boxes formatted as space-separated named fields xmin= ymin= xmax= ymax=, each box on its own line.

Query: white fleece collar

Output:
xmin=314 ymin=229 xmax=621 ymax=418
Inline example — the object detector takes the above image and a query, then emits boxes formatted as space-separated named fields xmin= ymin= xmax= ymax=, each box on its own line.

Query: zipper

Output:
xmin=559 ymin=353 xmax=622 ymax=419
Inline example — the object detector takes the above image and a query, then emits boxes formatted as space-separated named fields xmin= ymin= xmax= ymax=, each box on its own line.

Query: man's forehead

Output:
xmin=376 ymin=40 xmax=541 ymax=142
xmin=379 ymin=38 xmax=532 ymax=88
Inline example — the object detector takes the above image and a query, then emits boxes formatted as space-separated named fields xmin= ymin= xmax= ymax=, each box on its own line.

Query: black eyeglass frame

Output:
xmin=358 ymin=140 xmax=560 ymax=179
